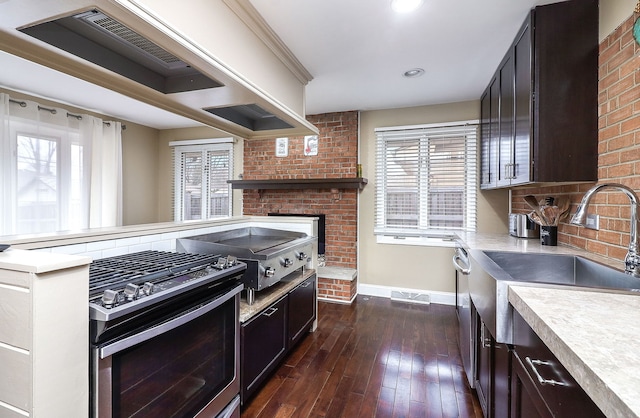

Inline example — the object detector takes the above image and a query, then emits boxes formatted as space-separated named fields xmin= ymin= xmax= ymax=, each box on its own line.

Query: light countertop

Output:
xmin=239 ymin=269 xmax=315 ymax=323
xmin=509 ymin=285 xmax=640 ymax=417
xmin=0 ymin=247 xmax=91 ymax=273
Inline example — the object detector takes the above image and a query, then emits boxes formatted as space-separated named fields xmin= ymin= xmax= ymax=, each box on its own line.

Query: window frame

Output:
xmin=374 ymin=120 xmax=478 ymax=245
xmin=172 ymin=139 xmax=234 ymax=221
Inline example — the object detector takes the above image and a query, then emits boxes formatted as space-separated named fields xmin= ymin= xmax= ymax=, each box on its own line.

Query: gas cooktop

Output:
xmin=89 ymin=250 xmax=246 ymax=321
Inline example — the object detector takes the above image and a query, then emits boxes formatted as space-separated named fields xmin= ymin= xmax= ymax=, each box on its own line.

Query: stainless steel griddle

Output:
xmin=177 ymin=227 xmax=316 ymax=304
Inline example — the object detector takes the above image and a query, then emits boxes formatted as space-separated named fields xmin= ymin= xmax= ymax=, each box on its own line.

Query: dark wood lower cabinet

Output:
xmin=287 ymin=275 xmax=316 ymax=347
xmin=510 ymin=352 xmax=553 ymax=418
xmin=241 ymin=296 xmax=287 ymax=403
xmin=241 ymin=273 xmax=317 ymax=404
xmin=511 ymin=310 xmax=605 ymax=418
xmin=474 ymin=313 xmax=509 ymax=418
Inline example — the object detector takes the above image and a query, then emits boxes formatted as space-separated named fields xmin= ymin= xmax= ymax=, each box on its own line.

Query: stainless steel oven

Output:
xmin=89 ymin=251 xmax=246 ymax=418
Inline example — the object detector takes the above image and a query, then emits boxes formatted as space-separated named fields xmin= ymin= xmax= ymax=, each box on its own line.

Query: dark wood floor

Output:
xmin=241 ymin=295 xmax=484 ymax=418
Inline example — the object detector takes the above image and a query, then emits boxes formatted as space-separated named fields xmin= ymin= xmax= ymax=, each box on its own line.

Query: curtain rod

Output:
xmin=8 ymin=98 xmax=126 ymax=130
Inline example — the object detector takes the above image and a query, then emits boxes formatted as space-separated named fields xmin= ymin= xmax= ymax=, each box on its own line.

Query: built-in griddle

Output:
xmin=177 ymin=227 xmax=316 ymax=304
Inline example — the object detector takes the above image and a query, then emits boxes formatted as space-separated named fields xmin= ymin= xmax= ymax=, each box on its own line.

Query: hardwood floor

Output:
xmin=241 ymin=295 xmax=484 ymax=418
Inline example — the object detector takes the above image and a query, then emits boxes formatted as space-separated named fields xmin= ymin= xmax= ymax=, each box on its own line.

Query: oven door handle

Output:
xmin=99 ymin=283 xmax=243 ymax=359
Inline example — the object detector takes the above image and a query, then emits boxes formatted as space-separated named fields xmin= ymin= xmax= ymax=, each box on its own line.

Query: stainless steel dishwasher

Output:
xmin=453 ymin=243 xmax=474 ymax=388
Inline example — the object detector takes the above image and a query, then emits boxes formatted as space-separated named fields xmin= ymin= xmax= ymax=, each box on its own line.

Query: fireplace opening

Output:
xmin=268 ymin=213 xmax=325 ymax=258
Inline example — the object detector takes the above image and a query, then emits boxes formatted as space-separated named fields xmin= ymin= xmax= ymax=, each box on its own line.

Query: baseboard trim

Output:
xmin=358 ymin=283 xmax=455 ymax=306
xmin=318 ymin=294 xmax=357 ymax=305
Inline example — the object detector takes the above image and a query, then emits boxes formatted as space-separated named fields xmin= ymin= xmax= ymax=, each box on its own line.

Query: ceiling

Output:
xmin=0 ymin=0 xmax=558 ymax=129
xmin=250 ymin=0 xmax=558 ymax=115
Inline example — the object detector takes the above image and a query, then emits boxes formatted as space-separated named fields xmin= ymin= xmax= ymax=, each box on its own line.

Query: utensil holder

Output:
xmin=540 ymin=226 xmax=557 ymax=246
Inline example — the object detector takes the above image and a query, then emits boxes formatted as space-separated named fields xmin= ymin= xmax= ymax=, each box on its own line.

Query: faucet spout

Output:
xmin=570 ymin=183 xmax=640 ymax=277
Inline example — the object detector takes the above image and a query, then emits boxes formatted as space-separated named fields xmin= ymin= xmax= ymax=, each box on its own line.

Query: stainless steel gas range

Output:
xmin=89 ymin=250 xmax=246 ymax=418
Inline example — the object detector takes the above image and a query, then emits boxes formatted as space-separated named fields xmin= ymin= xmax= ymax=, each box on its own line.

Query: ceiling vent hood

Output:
xmin=19 ymin=9 xmax=223 ymax=95
xmin=204 ymin=104 xmax=293 ymax=131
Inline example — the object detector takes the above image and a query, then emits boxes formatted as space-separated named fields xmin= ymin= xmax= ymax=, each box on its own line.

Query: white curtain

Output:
xmin=89 ymin=118 xmax=123 ymax=228
xmin=0 ymin=93 xmax=122 ymax=235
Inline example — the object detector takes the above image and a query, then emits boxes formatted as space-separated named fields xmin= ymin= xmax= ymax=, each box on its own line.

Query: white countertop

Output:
xmin=0 ymin=247 xmax=91 ymax=273
xmin=509 ymin=285 xmax=640 ymax=418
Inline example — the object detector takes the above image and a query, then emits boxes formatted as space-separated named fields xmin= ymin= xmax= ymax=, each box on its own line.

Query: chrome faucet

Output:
xmin=570 ymin=183 xmax=640 ymax=278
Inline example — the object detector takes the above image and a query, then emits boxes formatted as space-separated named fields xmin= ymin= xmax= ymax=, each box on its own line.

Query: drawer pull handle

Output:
xmin=300 ymin=281 xmax=312 ymax=288
xmin=262 ymin=307 xmax=279 ymax=317
xmin=525 ymin=356 xmax=568 ymax=387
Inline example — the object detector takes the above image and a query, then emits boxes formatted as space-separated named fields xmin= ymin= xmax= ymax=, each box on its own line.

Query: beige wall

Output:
xmin=121 ymin=123 xmax=161 ymax=225
xmin=157 ymin=127 xmax=245 ymax=222
xmin=599 ymin=0 xmax=637 ymax=41
xmin=358 ymin=101 xmax=509 ymax=293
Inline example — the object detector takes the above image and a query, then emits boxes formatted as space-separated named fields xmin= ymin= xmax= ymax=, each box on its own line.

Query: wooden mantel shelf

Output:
xmin=228 ymin=178 xmax=368 ymax=190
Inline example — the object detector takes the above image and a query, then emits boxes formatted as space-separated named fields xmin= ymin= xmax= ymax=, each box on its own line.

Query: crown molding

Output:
xmin=223 ymin=0 xmax=313 ymax=85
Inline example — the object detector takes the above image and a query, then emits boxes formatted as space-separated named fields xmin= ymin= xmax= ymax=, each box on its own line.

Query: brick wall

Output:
xmin=241 ymin=111 xmax=359 ymax=270
xmin=511 ymin=14 xmax=640 ymax=262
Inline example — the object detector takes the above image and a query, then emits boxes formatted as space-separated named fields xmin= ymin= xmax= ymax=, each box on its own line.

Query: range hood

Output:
xmin=1 ymin=0 xmax=317 ymax=138
xmin=20 ymin=9 xmax=224 ymax=95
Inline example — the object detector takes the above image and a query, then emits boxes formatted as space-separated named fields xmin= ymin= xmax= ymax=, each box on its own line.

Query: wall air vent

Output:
xmin=204 ymin=104 xmax=294 ymax=131
xmin=19 ymin=9 xmax=223 ymax=94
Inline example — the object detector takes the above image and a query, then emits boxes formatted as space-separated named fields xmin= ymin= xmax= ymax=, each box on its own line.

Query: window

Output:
xmin=1 ymin=94 xmax=121 ymax=236
xmin=374 ymin=121 xmax=478 ymax=238
xmin=172 ymin=140 xmax=234 ymax=221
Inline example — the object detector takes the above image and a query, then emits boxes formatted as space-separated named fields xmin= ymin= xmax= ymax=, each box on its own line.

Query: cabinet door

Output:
xmin=488 ymin=77 xmax=500 ymax=188
xmin=513 ymin=311 xmax=605 ymax=417
xmin=480 ymin=89 xmax=493 ymax=188
xmin=287 ymin=275 xmax=316 ymax=347
xmin=512 ymin=16 xmax=532 ymax=185
xmin=510 ymin=352 xmax=553 ymax=418
xmin=475 ymin=318 xmax=492 ymax=417
xmin=241 ymin=296 xmax=287 ymax=403
xmin=497 ymin=54 xmax=514 ymax=188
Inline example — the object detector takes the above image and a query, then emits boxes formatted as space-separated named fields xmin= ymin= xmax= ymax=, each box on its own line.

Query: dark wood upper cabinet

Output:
xmin=480 ymin=0 xmax=598 ymax=189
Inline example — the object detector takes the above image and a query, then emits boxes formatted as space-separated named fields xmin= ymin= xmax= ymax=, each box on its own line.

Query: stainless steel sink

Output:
xmin=483 ymin=251 xmax=640 ymax=290
xmin=467 ymin=250 xmax=640 ymax=344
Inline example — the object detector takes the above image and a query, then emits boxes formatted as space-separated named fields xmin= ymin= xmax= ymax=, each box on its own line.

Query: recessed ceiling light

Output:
xmin=403 ymin=68 xmax=425 ymax=78
xmin=391 ymin=0 xmax=424 ymax=13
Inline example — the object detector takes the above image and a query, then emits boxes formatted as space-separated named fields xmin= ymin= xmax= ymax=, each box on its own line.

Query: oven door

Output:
xmin=92 ymin=282 xmax=242 ymax=418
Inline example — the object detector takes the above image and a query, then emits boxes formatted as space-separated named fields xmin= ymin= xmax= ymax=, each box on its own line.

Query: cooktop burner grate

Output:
xmin=89 ymin=250 xmax=220 ymax=297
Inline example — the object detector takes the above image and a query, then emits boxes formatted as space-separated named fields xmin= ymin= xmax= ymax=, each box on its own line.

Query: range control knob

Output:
xmin=102 ymin=289 xmax=120 ymax=308
xmin=283 ymin=258 xmax=293 ymax=267
xmin=142 ymin=282 xmax=154 ymax=296
xmin=265 ymin=267 xmax=276 ymax=278
xmin=124 ymin=283 xmax=140 ymax=301
xmin=297 ymin=252 xmax=307 ymax=261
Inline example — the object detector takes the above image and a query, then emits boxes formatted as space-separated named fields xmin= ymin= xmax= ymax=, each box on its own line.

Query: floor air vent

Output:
xmin=390 ymin=291 xmax=431 ymax=305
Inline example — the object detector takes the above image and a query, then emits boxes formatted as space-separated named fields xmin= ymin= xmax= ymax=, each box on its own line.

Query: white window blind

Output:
xmin=173 ymin=142 xmax=233 ymax=221
xmin=374 ymin=121 xmax=478 ymax=236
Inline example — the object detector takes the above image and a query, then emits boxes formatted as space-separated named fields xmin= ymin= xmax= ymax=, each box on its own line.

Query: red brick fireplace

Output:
xmin=241 ymin=111 xmax=360 ymax=302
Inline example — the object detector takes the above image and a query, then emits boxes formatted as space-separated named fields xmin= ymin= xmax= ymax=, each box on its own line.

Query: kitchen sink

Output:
xmin=483 ymin=251 xmax=640 ymax=291
xmin=467 ymin=250 xmax=640 ymax=344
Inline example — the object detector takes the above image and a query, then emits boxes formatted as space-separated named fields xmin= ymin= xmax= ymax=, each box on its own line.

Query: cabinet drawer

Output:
xmin=513 ymin=311 xmax=604 ymax=417
xmin=0 ymin=346 xmax=31 ymax=412
xmin=0 ymin=284 xmax=31 ymax=349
